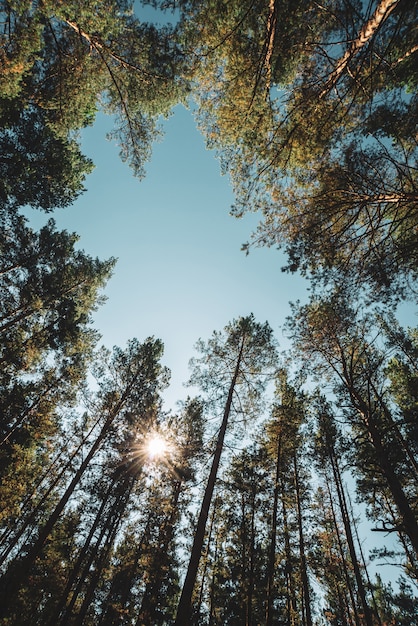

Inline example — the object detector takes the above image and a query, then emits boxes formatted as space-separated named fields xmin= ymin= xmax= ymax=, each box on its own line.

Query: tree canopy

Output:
xmin=1 ymin=0 xmax=417 ymax=623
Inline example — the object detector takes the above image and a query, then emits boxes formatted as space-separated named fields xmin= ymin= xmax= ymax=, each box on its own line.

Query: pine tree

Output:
xmin=288 ymin=293 xmax=418 ymax=559
xmin=174 ymin=314 xmax=278 ymax=625
xmin=0 ymin=337 xmax=167 ymax=622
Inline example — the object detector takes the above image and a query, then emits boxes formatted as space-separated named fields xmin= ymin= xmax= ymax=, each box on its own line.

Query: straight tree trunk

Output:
xmin=246 ymin=487 xmax=256 ymax=626
xmin=137 ymin=478 xmax=183 ymax=625
xmin=293 ymin=454 xmax=312 ymax=626
xmin=0 ymin=411 xmax=104 ymax=567
xmin=348 ymin=384 xmax=418 ymax=553
xmin=282 ymin=481 xmax=297 ymax=626
xmin=208 ymin=526 xmax=220 ymax=626
xmin=50 ymin=480 xmax=115 ymax=625
xmin=74 ymin=486 xmax=130 ymax=625
xmin=240 ymin=492 xmax=248 ymax=624
xmin=265 ymin=428 xmax=282 ymax=626
xmin=99 ymin=515 xmax=153 ymax=626
xmin=329 ymin=451 xmax=374 ymax=626
xmin=347 ymin=491 xmax=383 ymax=626
xmin=174 ymin=337 xmax=246 ymax=626
xmin=325 ymin=475 xmax=359 ymax=626
xmin=193 ymin=495 xmax=218 ymax=626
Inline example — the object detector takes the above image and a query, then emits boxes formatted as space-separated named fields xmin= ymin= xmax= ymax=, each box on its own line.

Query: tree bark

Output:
xmin=137 ymin=478 xmax=183 ymax=625
xmin=329 ymin=451 xmax=374 ymax=626
xmin=320 ymin=0 xmax=400 ymax=97
xmin=348 ymin=384 xmax=418 ymax=554
xmin=266 ymin=427 xmax=282 ymax=626
xmin=325 ymin=475 xmax=359 ymax=626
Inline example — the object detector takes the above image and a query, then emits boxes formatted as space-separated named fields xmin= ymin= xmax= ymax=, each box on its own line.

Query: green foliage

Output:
xmin=188 ymin=313 xmax=278 ymax=418
xmin=0 ymin=101 xmax=94 ymax=211
xmin=175 ymin=0 xmax=418 ymax=301
xmin=0 ymin=212 xmax=115 ymax=376
xmin=287 ymin=291 xmax=418 ymax=569
xmin=0 ymin=0 xmax=189 ymax=188
xmin=1 ymin=0 xmax=418 ymax=620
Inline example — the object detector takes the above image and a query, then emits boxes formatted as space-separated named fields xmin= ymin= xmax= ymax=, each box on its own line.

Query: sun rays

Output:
xmin=146 ymin=434 xmax=168 ymax=459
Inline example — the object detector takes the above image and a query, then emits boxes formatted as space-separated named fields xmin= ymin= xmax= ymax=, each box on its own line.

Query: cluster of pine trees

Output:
xmin=0 ymin=0 xmax=417 ymax=624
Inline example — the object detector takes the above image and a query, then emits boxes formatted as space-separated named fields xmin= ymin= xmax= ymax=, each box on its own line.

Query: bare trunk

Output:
xmin=329 ymin=452 xmax=374 ymax=626
xmin=246 ymin=487 xmax=256 ymax=626
xmin=282 ymin=482 xmax=297 ymax=626
xmin=193 ymin=496 xmax=218 ymax=626
xmin=50 ymin=481 xmax=115 ymax=625
xmin=320 ymin=0 xmax=400 ymax=97
xmin=137 ymin=479 xmax=183 ymax=625
xmin=326 ymin=475 xmax=359 ymax=626
xmin=0 ymin=373 xmax=140 ymax=615
xmin=293 ymin=454 xmax=312 ymax=626
xmin=352 ymin=390 xmax=418 ymax=553
xmin=265 ymin=428 xmax=282 ymax=626
xmin=74 ymin=485 xmax=131 ymax=625
xmin=174 ymin=338 xmax=246 ymax=626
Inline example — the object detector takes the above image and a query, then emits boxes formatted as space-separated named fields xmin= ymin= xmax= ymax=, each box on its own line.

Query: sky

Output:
xmin=27 ymin=104 xmax=309 ymax=410
xmin=30 ymin=103 xmax=409 ymax=580
xmin=22 ymin=71 xmax=415 ymax=588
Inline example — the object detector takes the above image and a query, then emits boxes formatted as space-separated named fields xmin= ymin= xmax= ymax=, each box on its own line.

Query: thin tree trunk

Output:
xmin=74 ymin=485 xmax=131 ymax=625
xmin=137 ymin=479 xmax=183 ymax=625
xmin=325 ymin=475 xmax=359 ymax=626
xmin=50 ymin=480 xmax=115 ymax=625
xmin=293 ymin=454 xmax=312 ymax=626
xmin=174 ymin=337 xmax=246 ymax=626
xmin=208 ymin=527 xmax=220 ymax=626
xmin=240 ymin=492 xmax=248 ymax=625
xmin=337 ymin=355 xmax=418 ymax=554
xmin=247 ymin=487 xmax=256 ymax=626
xmin=282 ymin=482 xmax=297 ymax=626
xmin=0 ymin=373 xmax=140 ymax=615
xmin=265 ymin=427 xmax=282 ymax=626
xmin=352 ymin=389 xmax=418 ymax=553
xmin=0 ymin=411 xmax=104 ymax=567
xmin=99 ymin=515 xmax=153 ymax=626
xmin=347 ymin=491 xmax=383 ymax=626
xmin=329 ymin=450 xmax=374 ymax=626
xmin=192 ymin=496 xmax=218 ymax=626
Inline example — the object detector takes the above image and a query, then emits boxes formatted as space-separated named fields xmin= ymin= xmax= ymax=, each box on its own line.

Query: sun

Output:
xmin=146 ymin=434 xmax=168 ymax=459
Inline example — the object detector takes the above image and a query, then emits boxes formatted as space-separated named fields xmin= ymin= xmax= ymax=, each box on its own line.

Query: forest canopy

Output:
xmin=0 ymin=0 xmax=417 ymax=624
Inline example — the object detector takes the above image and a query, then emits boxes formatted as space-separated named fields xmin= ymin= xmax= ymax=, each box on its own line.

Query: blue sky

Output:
xmin=28 ymin=105 xmax=308 ymax=410
xmin=23 ymin=89 xmax=413 ymax=586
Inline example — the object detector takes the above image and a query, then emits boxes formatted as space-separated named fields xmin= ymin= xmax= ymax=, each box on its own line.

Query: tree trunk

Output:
xmin=266 ymin=428 xmax=282 ymax=626
xmin=0 ymin=373 xmax=140 ymax=615
xmin=137 ymin=478 xmax=183 ymax=625
xmin=282 ymin=482 xmax=297 ymax=626
xmin=329 ymin=451 xmax=374 ymax=626
xmin=350 ymin=386 xmax=418 ymax=553
xmin=50 ymin=480 xmax=115 ymax=625
xmin=320 ymin=0 xmax=400 ymax=97
xmin=192 ymin=496 xmax=218 ymax=626
xmin=325 ymin=475 xmax=359 ymax=626
xmin=293 ymin=454 xmax=312 ymax=626
xmin=74 ymin=485 xmax=130 ymax=625
xmin=246 ymin=487 xmax=256 ymax=626
xmin=174 ymin=337 xmax=246 ymax=626
xmin=0 ymin=412 xmax=104 ymax=568
xmin=347 ymin=490 xmax=383 ymax=626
